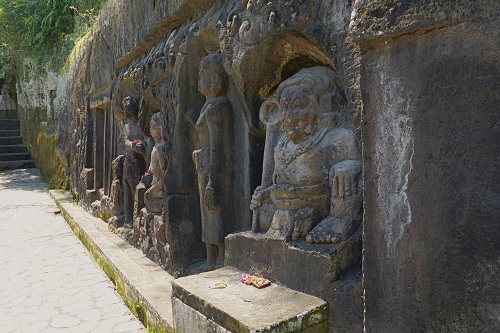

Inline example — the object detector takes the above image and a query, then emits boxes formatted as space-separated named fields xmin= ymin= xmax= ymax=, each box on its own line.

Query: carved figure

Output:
xmin=144 ymin=112 xmax=169 ymax=213
xmin=108 ymin=155 xmax=125 ymax=229
xmin=193 ymin=54 xmax=234 ymax=270
xmin=122 ymin=96 xmax=147 ymax=227
xmin=250 ymin=67 xmax=362 ymax=244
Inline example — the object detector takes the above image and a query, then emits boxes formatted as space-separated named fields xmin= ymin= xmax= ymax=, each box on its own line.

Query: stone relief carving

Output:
xmin=122 ymin=95 xmax=147 ymax=228
xmin=144 ymin=112 xmax=169 ymax=214
xmin=134 ymin=112 xmax=171 ymax=269
xmin=193 ymin=53 xmax=234 ymax=270
xmin=226 ymin=0 xmax=320 ymax=47
xmin=250 ymin=67 xmax=362 ymax=244
xmin=107 ymin=155 xmax=125 ymax=230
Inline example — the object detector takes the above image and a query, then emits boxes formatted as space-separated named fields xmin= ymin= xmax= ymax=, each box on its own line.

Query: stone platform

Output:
xmin=172 ymin=266 xmax=328 ymax=333
xmin=225 ymin=230 xmax=362 ymax=297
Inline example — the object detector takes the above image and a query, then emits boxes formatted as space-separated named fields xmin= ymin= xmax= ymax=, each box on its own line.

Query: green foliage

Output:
xmin=0 ymin=0 xmax=106 ymax=72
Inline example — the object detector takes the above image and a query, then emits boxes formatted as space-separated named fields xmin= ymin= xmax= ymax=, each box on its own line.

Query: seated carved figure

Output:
xmin=250 ymin=67 xmax=362 ymax=244
xmin=144 ymin=112 xmax=169 ymax=214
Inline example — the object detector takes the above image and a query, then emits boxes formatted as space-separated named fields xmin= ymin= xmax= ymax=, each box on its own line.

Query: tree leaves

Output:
xmin=0 ymin=0 xmax=106 ymax=71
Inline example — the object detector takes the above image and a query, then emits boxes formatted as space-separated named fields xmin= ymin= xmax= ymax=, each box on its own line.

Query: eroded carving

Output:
xmin=144 ymin=112 xmax=169 ymax=213
xmin=250 ymin=67 xmax=362 ymax=244
xmin=193 ymin=54 xmax=234 ymax=270
xmin=122 ymin=95 xmax=147 ymax=228
xmin=228 ymin=0 xmax=320 ymax=47
xmin=107 ymin=155 xmax=125 ymax=229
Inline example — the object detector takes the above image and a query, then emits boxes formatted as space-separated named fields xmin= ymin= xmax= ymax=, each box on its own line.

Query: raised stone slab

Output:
xmin=172 ymin=266 xmax=328 ymax=333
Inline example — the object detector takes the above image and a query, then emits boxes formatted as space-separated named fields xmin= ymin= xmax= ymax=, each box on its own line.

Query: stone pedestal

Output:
xmin=172 ymin=266 xmax=328 ymax=333
xmin=225 ymin=230 xmax=362 ymax=296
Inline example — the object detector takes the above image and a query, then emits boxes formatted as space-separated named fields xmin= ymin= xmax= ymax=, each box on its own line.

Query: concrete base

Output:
xmin=225 ymin=230 xmax=362 ymax=296
xmin=172 ymin=266 xmax=328 ymax=333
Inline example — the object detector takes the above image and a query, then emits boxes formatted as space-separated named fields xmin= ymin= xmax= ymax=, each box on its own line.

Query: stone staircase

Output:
xmin=0 ymin=118 xmax=35 ymax=171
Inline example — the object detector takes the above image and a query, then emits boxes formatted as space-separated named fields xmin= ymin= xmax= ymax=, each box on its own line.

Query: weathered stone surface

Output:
xmin=172 ymin=299 xmax=232 ymax=333
xmin=250 ymin=66 xmax=362 ymax=245
xmin=225 ymin=231 xmax=361 ymax=296
xmin=353 ymin=1 xmax=500 ymax=332
xmin=172 ymin=266 xmax=328 ymax=333
xmin=194 ymin=53 xmax=236 ymax=270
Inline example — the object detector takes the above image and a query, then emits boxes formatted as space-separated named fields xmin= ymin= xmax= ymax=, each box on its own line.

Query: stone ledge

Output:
xmin=172 ymin=266 xmax=328 ymax=333
xmin=225 ymin=230 xmax=362 ymax=297
xmin=49 ymin=190 xmax=174 ymax=333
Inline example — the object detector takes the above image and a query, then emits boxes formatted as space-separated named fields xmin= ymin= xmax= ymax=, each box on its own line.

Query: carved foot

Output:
xmin=291 ymin=207 xmax=318 ymax=241
xmin=306 ymin=215 xmax=359 ymax=244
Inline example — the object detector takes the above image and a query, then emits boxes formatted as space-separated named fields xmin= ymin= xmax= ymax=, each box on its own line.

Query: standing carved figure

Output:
xmin=122 ymin=96 xmax=146 ymax=227
xmin=193 ymin=54 xmax=234 ymax=270
xmin=250 ymin=67 xmax=362 ymax=244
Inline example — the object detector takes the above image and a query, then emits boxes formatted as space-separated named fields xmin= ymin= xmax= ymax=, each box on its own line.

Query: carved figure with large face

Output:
xmin=251 ymin=67 xmax=362 ymax=244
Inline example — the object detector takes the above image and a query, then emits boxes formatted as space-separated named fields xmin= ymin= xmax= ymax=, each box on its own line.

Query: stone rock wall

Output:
xmin=352 ymin=0 xmax=500 ymax=332
xmin=16 ymin=62 xmax=70 ymax=188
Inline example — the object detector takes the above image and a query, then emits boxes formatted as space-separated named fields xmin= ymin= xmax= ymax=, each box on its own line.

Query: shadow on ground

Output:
xmin=0 ymin=168 xmax=48 ymax=192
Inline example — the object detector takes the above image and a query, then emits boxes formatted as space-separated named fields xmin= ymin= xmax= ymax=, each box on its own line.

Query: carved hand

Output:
xmin=134 ymin=141 xmax=146 ymax=154
xmin=250 ymin=186 xmax=269 ymax=211
xmin=144 ymin=186 xmax=153 ymax=201
xmin=332 ymin=160 xmax=361 ymax=198
xmin=204 ymin=184 xmax=216 ymax=210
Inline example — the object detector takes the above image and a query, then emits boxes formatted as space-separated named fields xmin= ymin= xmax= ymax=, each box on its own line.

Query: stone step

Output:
xmin=172 ymin=266 xmax=328 ymax=333
xmin=0 ymin=136 xmax=23 ymax=145
xmin=0 ymin=110 xmax=18 ymax=120
xmin=0 ymin=152 xmax=32 ymax=161
xmin=0 ymin=119 xmax=20 ymax=130
xmin=0 ymin=144 xmax=27 ymax=154
xmin=0 ymin=129 xmax=20 ymax=137
xmin=0 ymin=159 xmax=36 ymax=171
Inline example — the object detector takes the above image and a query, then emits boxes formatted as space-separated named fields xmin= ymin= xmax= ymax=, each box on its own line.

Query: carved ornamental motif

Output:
xmin=227 ymin=0 xmax=320 ymax=46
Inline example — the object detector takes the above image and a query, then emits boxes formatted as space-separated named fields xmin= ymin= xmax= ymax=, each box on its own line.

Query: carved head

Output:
xmin=150 ymin=112 xmax=168 ymax=141
xmin=123 ymin=95 xmax=140 ymax=122
xmin=198 ymin=54 xmax=226 ymax=97
xmin=277 ymin=67 xmax=345 ymax=143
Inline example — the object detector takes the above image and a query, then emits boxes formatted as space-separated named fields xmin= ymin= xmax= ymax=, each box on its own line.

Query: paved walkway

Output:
xmin=0 ymin=168 xmax=146 ymax=333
